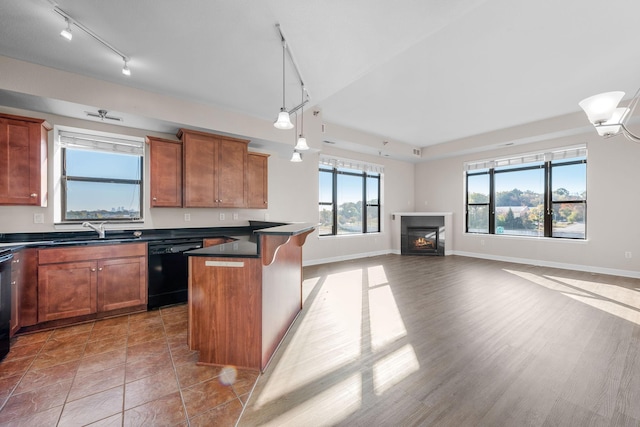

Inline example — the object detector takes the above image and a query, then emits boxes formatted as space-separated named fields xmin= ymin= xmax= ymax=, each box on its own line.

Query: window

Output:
xmin=318 ymin=156 xmax=382 ymax=236
xmin=58 ymin=130 xmax=144 ymax=222
xmin=465 ymin=146 xmax=586 ymax=239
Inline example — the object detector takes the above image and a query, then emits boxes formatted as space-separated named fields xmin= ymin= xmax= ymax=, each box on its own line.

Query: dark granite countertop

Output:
xmin=185 ymin=222 xmax=316 ymax=258
xmin=0 ymin=221 xmax=289 ymax=252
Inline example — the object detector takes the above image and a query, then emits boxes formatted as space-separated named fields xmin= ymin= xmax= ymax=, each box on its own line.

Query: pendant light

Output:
xmin=274 ymin=40 xmax=293 ymax=130
xmin=295 ymin=85 xmax=310 ymax=150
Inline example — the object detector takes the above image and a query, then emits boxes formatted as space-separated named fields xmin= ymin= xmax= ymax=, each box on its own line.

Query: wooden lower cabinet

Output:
xmin=38 ymin=261 xmax=97 ymax=322
xmin=37 ymin=243 xmax=147 ymax=323
xmin=98 ymin=257 xmax=146 ymax=312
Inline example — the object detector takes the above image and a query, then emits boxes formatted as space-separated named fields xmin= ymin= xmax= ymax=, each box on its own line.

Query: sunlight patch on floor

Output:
xmin=504 ymin=269 xmax=640 ymax=325
xmin=369 ymin=284 xmax=407 ymax=351
xmin=373 ymin=344 xmax=420 ymax=396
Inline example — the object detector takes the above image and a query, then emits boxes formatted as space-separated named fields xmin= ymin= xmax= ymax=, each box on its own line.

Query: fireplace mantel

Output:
xmin=391 ymin=212 xmax=453 ymax=255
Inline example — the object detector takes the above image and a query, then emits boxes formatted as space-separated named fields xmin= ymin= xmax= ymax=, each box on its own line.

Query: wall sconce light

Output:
xmin=579 ymin=89 xmax=640 ymax=142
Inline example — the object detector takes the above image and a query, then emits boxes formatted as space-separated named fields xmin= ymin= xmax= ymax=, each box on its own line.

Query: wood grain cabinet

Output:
xmin=37 ymin=243 xmax=147 ymax=322
xmin=147 ymin=136 xmax=183 ymax=207
xmin=0 ymin=113 xmax=51 ymax=206
xmin=247 ymin=152 xmax=269 ymax=208
xmin=178 ymin=129 xmax=249 ymax=208
xmin=9 ymin=248 xmax=37 ymax=335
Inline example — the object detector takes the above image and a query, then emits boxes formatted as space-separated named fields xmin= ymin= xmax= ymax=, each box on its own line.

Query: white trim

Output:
xmin=319 ymin=154 xmax=384 ymax=173
xmin=303 ymin=249 xmax=390 ymax=266
xmin=453 ymin=251 xmax=640 ymax=279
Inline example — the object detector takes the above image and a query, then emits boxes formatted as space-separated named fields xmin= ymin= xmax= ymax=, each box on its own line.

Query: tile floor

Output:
xmin=0 ymin=304 xmax=260 ymax=426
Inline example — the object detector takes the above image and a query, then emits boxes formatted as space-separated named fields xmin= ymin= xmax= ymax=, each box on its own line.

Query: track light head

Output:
xmin=60 ymin=18 xmax=72 ymax=41
xmin=122 ymin=59 xmax=131 ymax=76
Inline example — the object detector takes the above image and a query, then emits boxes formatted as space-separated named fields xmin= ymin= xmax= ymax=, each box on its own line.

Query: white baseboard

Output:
xmin=305 ymin=249 xmax=640 ymax=279
xmin=304 ymin=250 xmax=392 ymax=267
xmin=453 ymin=250 xmax=640 ymax=279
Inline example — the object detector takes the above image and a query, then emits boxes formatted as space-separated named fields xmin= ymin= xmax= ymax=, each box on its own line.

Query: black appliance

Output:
xmin=0 ymin=249 xmax=13 ymax=360
xmin=147 ymin=239 xmax=202 ymax=310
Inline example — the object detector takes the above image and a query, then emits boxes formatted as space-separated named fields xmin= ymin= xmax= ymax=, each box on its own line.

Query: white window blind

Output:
xmin=320 ymin=155 xmax=384 ymax=174
xmin=464 ymin=145 xmax=587 ymax=171
xmin=58 ymin=130 xmax=145 ymax=156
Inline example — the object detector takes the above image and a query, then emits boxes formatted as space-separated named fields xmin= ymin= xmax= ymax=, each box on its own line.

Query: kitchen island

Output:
xmin=185 ymin=223 xmax=315 ymax=371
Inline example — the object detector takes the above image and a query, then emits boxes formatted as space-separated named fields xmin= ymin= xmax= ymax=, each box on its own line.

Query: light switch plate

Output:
xmin=219 ymin=213 xmax=225 ymax=221
xmin=34 ymin=213 xmax=44 ymax=224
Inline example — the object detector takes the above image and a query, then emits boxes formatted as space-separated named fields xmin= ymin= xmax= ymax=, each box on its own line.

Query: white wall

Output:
xmin=0 ymin=58 xmax=416 ymax=265
xmin=414 ymin=130 xmax=640 ymax=278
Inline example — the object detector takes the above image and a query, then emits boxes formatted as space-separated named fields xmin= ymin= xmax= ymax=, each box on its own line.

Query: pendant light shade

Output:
xmin=579 ymin=88 xmax=640 ymax=142
xmin=290 ymin=150 xmax=302 ymax=162
xmin=295 ymin=136 xmax=309 ymax=150
xmin=274 ymin=109 xmax=293 ymax=129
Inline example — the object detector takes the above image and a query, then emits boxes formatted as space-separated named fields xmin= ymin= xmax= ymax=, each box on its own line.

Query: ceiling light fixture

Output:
xmin=60 ymin=18 xmax=72 ymax=41
xmin=290 ymin=150 xmax=303 ymax=162
xmin=52 ymin=5 xmax=132 ymax=77
xmin=273 ymin=24 xmax=309 ymax=130
xmin=579 ymin=89 xmax=640 ymax=142
xmin=295 ymin=85 xmax=310 ymax=151
xmin=273 ymin=37 xmax=293 ymax=130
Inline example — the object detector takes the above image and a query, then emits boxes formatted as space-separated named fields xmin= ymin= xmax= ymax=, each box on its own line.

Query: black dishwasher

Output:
xmin=147 ymin=239 xmax=202 ymax=310
xmin=0 ymin=249 xmax=13 ymax=360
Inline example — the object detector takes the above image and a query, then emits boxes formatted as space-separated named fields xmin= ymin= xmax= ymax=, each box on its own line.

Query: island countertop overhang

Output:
xmin=184 ymin=222 xmax=316 ymax=258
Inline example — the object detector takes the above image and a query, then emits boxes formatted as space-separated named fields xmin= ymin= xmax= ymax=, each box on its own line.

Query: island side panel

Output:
xmin=188 ymin=256 xmax=263 ymax=370
xmin=261 ymin=235 xmax=304 ymax=370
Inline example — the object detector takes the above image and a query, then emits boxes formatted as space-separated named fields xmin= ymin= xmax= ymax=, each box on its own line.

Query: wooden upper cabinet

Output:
xmin=147 ymin=136 xmax=183 ymax=207
xmin=178 ymin=129 xmax=249 ymax=208
xmin=247 ymin=152 xmax=269 ymax=208
xmin=0 ymin=113 xmax=51 ymax=206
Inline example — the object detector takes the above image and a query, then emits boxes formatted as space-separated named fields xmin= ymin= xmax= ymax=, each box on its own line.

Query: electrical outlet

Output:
xmin=264 ymin=213 xmax=270 ymax=221
xmin=219 ymin=213 xmax=225 ymax=221
xmin=33 ymin=213 xmax=44 ymax=224
xmin=233 ymin=213 xmax=239 ymax=220
xmin=184 ymin=213 xmax=191 ymax=222
xmin=625 ymin=251 xmax=632 ymax=259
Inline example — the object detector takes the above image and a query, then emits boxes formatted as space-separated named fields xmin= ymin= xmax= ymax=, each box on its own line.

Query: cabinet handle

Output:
xmin=12 ymin=259 xmax=19 ymax=263
xmin=152 ymin=197 xmax=157 ymax=201
xmin=98 ymin=267 xmax=103 ymax=271
xmin=30 ymin=193 xmax=37 ymax=198
xmin=91 ymin=268 xmax=96 ymax=272
xmin=11 ymin=281 xmax=16 ymax=285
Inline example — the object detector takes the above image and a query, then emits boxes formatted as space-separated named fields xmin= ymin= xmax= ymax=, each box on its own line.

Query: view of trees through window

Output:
xmin=466 ymin=156 xmax=586 ymax=239
xmin=319 ymin=165 xmax=380 ymax=236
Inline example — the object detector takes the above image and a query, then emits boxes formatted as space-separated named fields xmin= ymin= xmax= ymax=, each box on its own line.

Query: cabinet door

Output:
xmin=149 ymin=137 xmax=182 ymax=207
xmin=0 ymin=114 xmax=50 ymax=206
xmin=97 ymin=256 xmax=147 ymax=312
xmin=247 ymin=153 xmax=269 ymax=208
xmin=217 ymin=138 xmax=248 ymax=208
xmin=183 ymin=133 xmax=217 ymax=207
xmin=38 ymin=261 xmax=97 ymax=322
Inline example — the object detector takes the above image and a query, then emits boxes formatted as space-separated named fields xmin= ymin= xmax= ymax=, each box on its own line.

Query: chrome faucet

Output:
xmin=82 ymin=221 xmax=106 ymax=238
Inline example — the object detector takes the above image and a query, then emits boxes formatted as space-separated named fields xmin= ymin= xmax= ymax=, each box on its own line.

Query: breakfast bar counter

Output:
xmin=185 ymin=223 xmax=315 ymax=371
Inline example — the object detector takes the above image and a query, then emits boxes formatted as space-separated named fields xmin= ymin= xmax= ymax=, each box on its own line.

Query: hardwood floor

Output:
xmin=239 ymin=254 xmax=640 ymax=426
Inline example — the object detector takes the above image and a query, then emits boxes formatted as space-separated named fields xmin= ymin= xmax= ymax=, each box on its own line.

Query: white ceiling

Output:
xmin=1 ymin=0 xmax=640 ymax=152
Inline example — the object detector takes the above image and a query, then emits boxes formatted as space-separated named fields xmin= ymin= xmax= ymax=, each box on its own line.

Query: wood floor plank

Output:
xmin=238 ymin=255 xmax=640 ymax=426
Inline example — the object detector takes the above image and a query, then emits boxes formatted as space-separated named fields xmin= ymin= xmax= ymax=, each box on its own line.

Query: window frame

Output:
xmin=465 ymin=150 xmax=586 ymax=239
xmin=318 ymin=165 xmax=381 ymax=237
xmin=56 ymin=128 xmax=145 ymax=223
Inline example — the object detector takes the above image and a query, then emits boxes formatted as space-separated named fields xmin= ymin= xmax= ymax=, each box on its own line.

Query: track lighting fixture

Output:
xmin=295 ymin=86 xmax=310 ymax=151
xmin=53 ymin=5 xmax=132 ymax=77
xmin=273 ymin=24 xmax=310 ymax=132
xmin=122 ymin=59 xmax=131 ymax=76
xmin=274 ymin=39 xmax=293 ymax=130
xmin=60 ymin=18 xmax=72 ymax=41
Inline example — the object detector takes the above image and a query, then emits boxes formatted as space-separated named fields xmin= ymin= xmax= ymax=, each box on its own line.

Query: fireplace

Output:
xmin=406 ymin=227 xmax=439 ymax=255
xmin=400 ymin=215 xmax=446 ymax=256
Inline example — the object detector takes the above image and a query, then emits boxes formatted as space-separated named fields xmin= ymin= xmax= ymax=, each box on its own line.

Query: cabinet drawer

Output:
xmin=39 ymin=242 xmax=147 ymax=264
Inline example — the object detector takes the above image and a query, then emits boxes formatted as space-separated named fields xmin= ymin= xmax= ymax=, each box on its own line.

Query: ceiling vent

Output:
xmin=412 ymin=148 xmax=421 ymax=157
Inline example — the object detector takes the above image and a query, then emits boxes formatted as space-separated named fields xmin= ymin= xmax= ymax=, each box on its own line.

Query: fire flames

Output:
xmin=412 ymin=237 xmax=435 ymax=249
